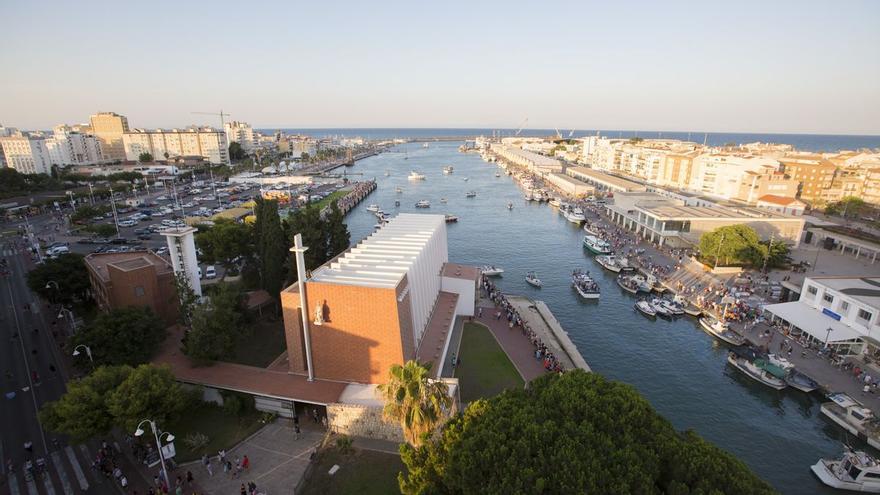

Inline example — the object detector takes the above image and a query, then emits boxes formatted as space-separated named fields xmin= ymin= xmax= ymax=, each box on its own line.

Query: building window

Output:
xmin=134 ymin=286 xmax=145 ymax=297
xmin=806 ymin=285 xmax=818 ymax=297
xmin=822 ymin=293 xmax=833 ymax=304
xmin=840 ymin=301 xmax=850 ymax=314
xmin=858 ymin=309 xmax=873 ymax=322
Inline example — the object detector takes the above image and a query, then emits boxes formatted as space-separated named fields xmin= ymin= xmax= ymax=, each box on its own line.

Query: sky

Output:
xmin=1 ymin=0 xmax=878 ymax=134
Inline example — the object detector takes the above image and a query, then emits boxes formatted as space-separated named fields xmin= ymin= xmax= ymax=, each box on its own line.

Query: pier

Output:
xmin=506 ymin=296 xmax=591 ymax=372
xmin=321 ymin=180 xmax=376 ymax=217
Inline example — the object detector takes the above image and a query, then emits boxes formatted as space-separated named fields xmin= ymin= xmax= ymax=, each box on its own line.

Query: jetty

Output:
xmin=507 ymin=295 xmax=591 ymax=372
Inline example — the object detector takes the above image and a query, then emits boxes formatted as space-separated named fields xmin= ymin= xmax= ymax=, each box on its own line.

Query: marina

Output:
xmin=341 ymin=141 xmax=850 ymax=494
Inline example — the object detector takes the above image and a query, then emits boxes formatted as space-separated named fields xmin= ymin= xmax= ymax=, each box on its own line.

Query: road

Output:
xmin=0 ymin=242 xmax=120 ymax=495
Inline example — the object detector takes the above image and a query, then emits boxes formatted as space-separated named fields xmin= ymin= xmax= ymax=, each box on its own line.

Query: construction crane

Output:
xmin=554 ymin=128 xmax=562 ymax=139
xmin=191 ymin=110 xmax=231 ymax=129
xmin=514 ymin=117 xmax=528 ymax=136
xmin=568 ymin=129 xmax=575 ymax=138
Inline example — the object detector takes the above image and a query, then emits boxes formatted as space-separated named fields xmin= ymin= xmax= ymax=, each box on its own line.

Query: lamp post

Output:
xmin=72 ymin=344 xmax=93 ymax=365
xmin=825 ymin=327 xmax=833 ymax=349
xmin=57 ymin=306 xmax=76 ymax=335
xmin=135 ymin=419 xmax=174 ymax=491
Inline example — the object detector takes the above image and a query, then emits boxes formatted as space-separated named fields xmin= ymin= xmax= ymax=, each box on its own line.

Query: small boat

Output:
xmin=572 ymin=269 xmax=600 ymax=299
xmin=415 ymin=200 xmax=430 ymax=208
xmin=384 ymin=170 xmax=391 ymax=177
xmin=365 ymin=204 xmax=380 ymax=212
xmin=525 ymin=271 xmax=543 ymax=288
xmin=650 ymin=298 xmax=672 ymax=318
xmin=820 ymin=393 xmax=880 ymax=450
xmin=507 ymin=202 xmax=514 ymax=210
xmin=564 ymin=207 xmax=586 ymax=224
xmin=396 ymin=187 xmax=403 ymax=194
xmin=582 ymin=223 xmax=599 ymax=236
xmin=422 ymin=143 xmax=429 ymax=148
xmin=785 ymin=369 xmax=819 ymax=393
xmin=465 ymin=191 xmax=477 ymax=198
xmin=444 ymin=214 xmax=458 ymax=223
xmin=408 ymin=171 xmax=426 ymax=181
xmin=617 ymin=275 xmax=640 ymax=294
xmin=727 ymin=353 xmax=787 ymax=390
xmin=495 ymin=172 xmax=501 ymax=177
xmin=699 ymin=317 xmax=746 ymax=345
xmin=440 ymin=197 xmax=448 ymax=203
xmin=481 ymin=265 xmax=504 ymax=277
xmin=442 ymin=165 xmax=454 ymax=174
xmin=674 ymin=295 xmax=702 ymax=317
xmin=583 ymin=235 xmax=612 ymax=255
xmin=463 ymin=177 xmax=469 ymax=182
xmin=595 ymin=255 xmax=623 ymax=273
xmin=635 ymin=300 xmax=656 ymax=318
xmin=548 ymin=198 xmax=561 ymax=208
xmin=394 ymin=200 xmax=400 ymax=207
xmin=812 ymin=449 xmax=880 ymax=493
xmin=655 ymin=298 xmax=685 ymax=316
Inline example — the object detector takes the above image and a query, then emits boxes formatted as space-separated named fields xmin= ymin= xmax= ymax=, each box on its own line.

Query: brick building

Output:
xmin=85 ymin=251 xmax=178 ymax=325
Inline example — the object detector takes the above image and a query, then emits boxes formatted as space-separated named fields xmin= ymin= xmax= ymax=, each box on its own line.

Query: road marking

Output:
xmin=65 ymin=446 xmax=89 ymax=491
xmin=7 ymin=471 xmax=21 ymax=495
xmin=51 ymin=451 xmax=74 ymax=495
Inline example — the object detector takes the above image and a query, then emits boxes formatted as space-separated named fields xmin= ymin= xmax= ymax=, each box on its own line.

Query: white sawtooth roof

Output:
xmin=309 ymin=213 xmax=446 ymax=288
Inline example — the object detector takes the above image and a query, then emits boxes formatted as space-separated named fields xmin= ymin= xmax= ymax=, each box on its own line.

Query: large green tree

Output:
xmin=825 ymin=196 xmax=866 ymax=219
xmin=39 ymin=365 xmax=133 ymax=442
xmin=698 ymin=224 xmax=761 ymax=267
xmin=26 ymin=253 xmax=90 ymax=305
xmin=254 ymin=198 xmax=288 ymax=295
xmin=106 ymin=364 xmax=189 ymax=432
xmin=196 ymin=219 xmax=252 ymax=269
xmin=71 ymin=307 xmax=166 ymax=367
xmin=228 ymin=142 xmax=246 ymax=161
xmin=287 ymin=205 xmax=326 ymax=275
xmin=399 ymin=370 xmax=774 ymax=494
xmin=378 ymin=360 xmax=452 ymax=447
xmin=182 ymin=283 xmax=245 ymax=363
xmin=138 ymin=152 xmax=154 ymax=163
xmin=324 ymin=201 xmax=351 ymax=261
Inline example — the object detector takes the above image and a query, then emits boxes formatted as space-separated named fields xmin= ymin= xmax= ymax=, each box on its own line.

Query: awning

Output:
xmin=763 ymin=301 xmax=863 ymax=344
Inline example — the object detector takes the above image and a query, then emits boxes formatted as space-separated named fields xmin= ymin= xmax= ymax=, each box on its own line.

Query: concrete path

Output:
xmin=473 ymin=301 xmax=548 ymax=382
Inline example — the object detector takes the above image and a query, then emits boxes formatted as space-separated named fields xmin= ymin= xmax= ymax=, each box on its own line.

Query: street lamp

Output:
xmin=72 ymin=344 xmax=93 ymax=365
xmin=57 ymin=306 xmax=77 ymax=334
xmin=45 ymin=280 xmax=59 ymax=290
xmin=135 ymin=419 xmax=174 ymax=491
xmin=825 ymin=327 xmax=833 ymax=349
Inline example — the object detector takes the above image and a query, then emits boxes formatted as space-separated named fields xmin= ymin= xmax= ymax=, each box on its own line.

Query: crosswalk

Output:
xmin=3 ymin=442 xmax=116 ymax=495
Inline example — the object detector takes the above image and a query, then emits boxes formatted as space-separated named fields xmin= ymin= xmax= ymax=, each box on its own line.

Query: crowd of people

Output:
xmin=331 ymin=180 xmax=377 ymax=213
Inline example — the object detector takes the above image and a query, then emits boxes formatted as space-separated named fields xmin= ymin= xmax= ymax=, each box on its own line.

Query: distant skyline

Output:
xmin=1 ymin=0 xmax=878 ymax=134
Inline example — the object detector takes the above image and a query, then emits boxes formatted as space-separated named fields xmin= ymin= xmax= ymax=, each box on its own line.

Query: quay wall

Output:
xmin=534 ymin=301 xmax=592 ymax=372
xmin=321 ymin=180 xmax=376 ymax=217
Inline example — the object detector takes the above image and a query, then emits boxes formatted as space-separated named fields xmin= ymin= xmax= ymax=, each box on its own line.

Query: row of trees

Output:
xmin=698 ymin=224 xmax=790 ymax=270
xmin=388 ymin=368 xmax=774 ymax=494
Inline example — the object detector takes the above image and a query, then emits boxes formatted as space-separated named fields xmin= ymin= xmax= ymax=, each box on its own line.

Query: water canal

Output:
xmin=342 ymin=141 xmax=840 ymax=494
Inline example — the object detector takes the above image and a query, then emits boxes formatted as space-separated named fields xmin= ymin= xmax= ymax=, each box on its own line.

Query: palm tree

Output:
xmin=378 ymin=360 xmax=452 ymax=446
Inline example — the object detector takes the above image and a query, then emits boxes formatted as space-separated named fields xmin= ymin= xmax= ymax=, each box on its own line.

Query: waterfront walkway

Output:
xmin=474 ymin=299 xmax=547 ymax=382
xmin=506 ymin=296 xmax=590 ymax=372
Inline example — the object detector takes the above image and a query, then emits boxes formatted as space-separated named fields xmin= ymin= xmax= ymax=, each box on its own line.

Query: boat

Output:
xmin=525 ymin=271 xmax=543 ymax=288
xmin=408 ymin=171 xmax=426 ymax=181
xmin=463 ymin=177 xmax=469 ymax=182
xmin=571 ymin=269 xmax=600 ymax=299
xmin=727 ymin=353 xmax=787 ymax=390
xmin=495 ymin=172 xmax=501 ymax=177
xmin=415 ymin=200 xmax=430 ymax=208
xmin=785 ymin=369 xmax=819 ymax=393
xmin=444 ymin=214 xmax=458 ymax=223
xmin=583 ymin=235 xmax=612 ymax=255
xmin=384 ymin=170 xmax=390 ymax=177
xmin=650 ymin=298 xmax=672 ymax=318
xmin=821 ymin=393 xmax=880 ymax=450
xmin=635 ymin=300 xmax=656 ymax=318
xmin=812 ymin=449 xmax=880 ymax=493
xmin=564 ymin=207 xmax=586 ymax=224
xmin=655 ymin=298 xmax=685 ymax=316
xmin=394 ymin=200 xmax=400 ymax=207
xmin=465 ymin=191 xmax=476 ymax=198
xmin=481 ymin=265 xmax=504 ymax=277
xmin=698 ymin=317 xmax=746 ymax=345
xmin=440 ymin=197 xmax=448 ymax=203
xmin=395 ymin=187 xmax=403 ymax=194
xmin=674 ymin=295 xmax=702 ymax=317
xmin=507 ymin=202 xmax=514 ymax=210
xmin=595 ymin=255 xmax=623 ymax=273
xmin=548 ymin=198 xmax=561 ymax=208
xmin=365 ymin=204 xmax=380 ymax=212
xmin=582 ymin=224 xmax=599 ymax=236
xmin=422 ymin=143 xmax=429 ymax=148
xmin=442 ymin=165 xmax=454 ymax=174
xmin=617 ymin=275 xmax=640 ymax=294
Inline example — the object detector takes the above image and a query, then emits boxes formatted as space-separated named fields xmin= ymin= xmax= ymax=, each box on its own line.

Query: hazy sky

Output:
xmin=1 ymin=0 xmax=878 ymax=134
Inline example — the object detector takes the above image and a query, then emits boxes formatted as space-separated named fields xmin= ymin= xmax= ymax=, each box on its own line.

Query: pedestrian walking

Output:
xmin=312 ymin=408 xmax=319 ymax=423
xmin=218 ymin=449 xmax=226 ymax=465
xmin=186 ymin=470 xmax=193 ymax=484
xmin=242 ymin=455 xmax=249 ymax=470
xmin=294 ymin=424 xmax=301 ymax=440
xmin=322 ymin=416 xmax=328 ymax=429
xmin=121 ymin=476 xmax=128 ymax=488
xmin=478 ymin=307 xmax=483 ymax=318
xmin=202 ymin=454 xmax=213 ymax=476
xmin=240 ymin=483 xmax=247 ymax=495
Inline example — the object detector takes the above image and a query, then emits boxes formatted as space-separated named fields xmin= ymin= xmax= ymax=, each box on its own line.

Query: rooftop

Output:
xmin=809 ymin=277 xmax=880 ymax=308
xmin=309 ymin=213 xmax=446 ymax=289
xmin=441 ymin=263 xmax=480 ymax=281
xmin=85 ymin=250 xmax=173 ymax=283
xmin=566 ymin=167 xmax=646 ymax=191
xmin=757 ymin=194 xmax=805 ymax=207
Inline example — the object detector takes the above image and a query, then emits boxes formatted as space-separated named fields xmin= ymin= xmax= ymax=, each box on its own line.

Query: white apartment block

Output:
xmin=123 ymin=127 xmax=230 ymax=165
xmin=688 ymin=154 xmax=781 ymax=200
xmin=0 ymin=134 xmax=52 ymax=174
xmin=47 ymin=125 xmax=104 ymax=165
xmin=224 ymin=121 xmax=255 ymax=152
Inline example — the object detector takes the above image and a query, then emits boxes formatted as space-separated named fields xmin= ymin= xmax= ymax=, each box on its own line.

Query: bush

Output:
xmin=183 ymin=432 xmax=210 ymax=451
xmin=335 ymin=435 xmax=354 ymax=455
xmin=221 ymin=391 xmax=255 ymax=417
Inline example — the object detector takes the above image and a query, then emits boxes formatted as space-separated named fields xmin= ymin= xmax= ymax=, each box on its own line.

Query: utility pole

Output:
xmin=108 ymin=186 xmax=121 ymax=238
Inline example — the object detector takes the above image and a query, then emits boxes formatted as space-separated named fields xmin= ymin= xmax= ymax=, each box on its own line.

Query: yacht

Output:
xmin=583 ymin=235 xmax=612 ymax=255
xmin=595 ymin=255 xmax=623 ymax=273
xmin=564 ymin=207 xmax=586 ymax=224
xmin=812 ymin=449 xmax=880 ymax=493
xmin=465 ymin=191 xmax=477 ymax=198
xmin=571 ymin=269 xmax=600 ymax=299
xmin=698 ymin=317 xmax=746 ymax=345
xmin=635 ymin=300 xmax=656 ymax=318
xmin=481 ymin=265 xmax=504 ymax=277
xmin=442 ymin=165 xmax=454 ymax=174
xmin=821 ymin=393 xmax=880 ymax=450
xmin=415 ymin=200 xmax=430 ymax=208
xmin=444 ymin=214 xmax=458 ymax=223
xmin=727 ymin=353 xmax=787 ymax=390
xmin=408 ymin=171 xmax=426 ymax=181
xmin=525 ymin=271 xmax=543 ymax=288
xmin=365 ymin=204 xmax=380 ymax=212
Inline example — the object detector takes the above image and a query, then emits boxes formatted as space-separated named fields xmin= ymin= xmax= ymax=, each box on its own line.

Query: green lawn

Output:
xmin=455 ymin=322 xmax=525 ymax=403
xmin=299 ymin=447 xmax=405 ymax=495
xmin=165 ymin=405 xmax=263 ymax=463
xmin=312 ymin=190 xmax=348 ymax=211
xmin=227 ymin=318 xmax=287 ymax=367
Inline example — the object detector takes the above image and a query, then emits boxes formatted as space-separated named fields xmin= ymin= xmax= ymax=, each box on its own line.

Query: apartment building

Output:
xmin=779 ymin=154 xmax=838 ymax=204
xmin=47 ymin=125 xmax=104 ymax=166
xmin=0 ymin=134 xmax=52 ymax=174
xmin=224 ymin=121 xmax=255 ymax=152
xmin=123 ymin=127 xmax=229 ymax=164
xmin=688 ymin=154 xmax=788 ymax=203
xmin=89 ymin=112 xmax=130 ymax=161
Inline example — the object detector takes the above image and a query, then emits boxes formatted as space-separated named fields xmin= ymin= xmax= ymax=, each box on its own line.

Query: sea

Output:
xmin=337 ymin=141 xmax=855 ymax=494
xmin=259 ymin=128 xmax=880 ymax=153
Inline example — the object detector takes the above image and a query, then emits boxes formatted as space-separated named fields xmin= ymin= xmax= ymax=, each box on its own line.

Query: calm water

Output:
xmin=262 ymin=127 xmax=880 ymax=152
xmin=341 ymin=142 xmax=845 ymax=494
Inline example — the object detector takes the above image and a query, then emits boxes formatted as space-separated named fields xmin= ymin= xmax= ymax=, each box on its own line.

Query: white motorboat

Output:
xmin=408 ymin=171 xmax=426 ymax=181
xmin=440 ymin=198 xmax=448 ymax=203
xmin=365 ymin=204 xmax=380 ymax=212
xmin=548 ymin=198 xmax=561 ymax=208
xmin=444 ymin=214 xmax=458 ymax=223
xmin=443 ymin=165 xmax=454 ymax=174
xmin=525 ymin=271 xmax=543 ymax=288
xmin=820 ymin=393 xmax=880 ymax=450
xmin=655 ymin=298 xmax=685 ymax=316
xmin=463 ymin=177 xmax=469 ymax=182
xmin=698 ymin=317 xmax=746 ymax=345
xmin=571 ymin=269 xmax=600 ymax=299
xmin=415 ymin=200 xmax=430 ymax=208
xmin=812 ymin=449 xmax=880 ymax=493
xmin=650 ymin=298 xmax=672 ymax=318
xmin=564 ymin=207 xmax=586 ymax=224
xmin=507 ymin=202 xmax=514 ymax=210
xmin=595 ymin=255 xmax=623 ymax=273
xmin=495 ymin=172 xmax=501 ymax=177
xmin=786 ymin=369 xmax=820 ymax=393
xmin=395 ymin=187 xmax=403 ymax=194
xmin=582 ymin=224 xmax=599 ymax=236
xmin=726 ymin=353 xmax=787 ymax=390
xmin=384 ymin=170 xmax=391 ymax=177
xmin=422 ymin=143 xmax=429 ymax=148
xmin=635 ymin=300 xmax=656 ymax=318
xmin=617 ymin=275 xmax=640 ymax=294
xmin=583 ymin=235 xmax=612 ymax=255
xmin=674 ymin=295 xmax=702 ymax=317
xmin=466 ymin=191 xmax=476 ymax=198
xmin=481 ymin=265 xmax=504 ymax=277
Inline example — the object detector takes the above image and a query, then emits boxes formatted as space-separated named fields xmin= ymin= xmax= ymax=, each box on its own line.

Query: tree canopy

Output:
xmin=825 ymin=196 xmax=867 ymax=219
xmin=196 ymin=219 xmax=251 ymax=269
xmin=71 ymin=306 xmax=166 ymax=367
xmin=697 ymin=224 xmax=788 ymax=269
xmin=106 ymin=364 xmax=189 ymax=433
xmin=325 ymin=201 xmax=351 ymax=260
xmin=229 ymin=141 xmax=246 ymax=161
xmin=26 ymin=253 xmax=90 ymax=305
xmin=378 ymin=360 xmax=451 ymax=447
xmin=138 ymin=152 xmax=154 ymax=163
xmin=254 ymin=198 xmax=288 ymax=296
xmin=183 ymin=283 xmax=246 ymax=363
xmin=399 ymin=370 xmax=774 ymax=495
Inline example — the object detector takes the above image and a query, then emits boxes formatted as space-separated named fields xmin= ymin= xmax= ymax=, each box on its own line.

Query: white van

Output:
xmin=205 ymin=265 xmax=216 ymax=279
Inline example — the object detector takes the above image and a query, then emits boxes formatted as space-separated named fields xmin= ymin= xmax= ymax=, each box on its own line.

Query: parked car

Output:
xmin=137 ymin=234 xmax=151 ymax=240
xmin=205 ymin=265 xmax=216 ymax=279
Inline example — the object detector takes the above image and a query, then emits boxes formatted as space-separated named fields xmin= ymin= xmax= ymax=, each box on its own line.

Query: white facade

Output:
xmin=224 ymin=121 xmax=255 ymax=152
xmin=162 ymin=226 xmax=202 ymax=297
xmin=0 ymin=134 xmax=52 ymax=174
xmin=123 ymin=127 xmax=230 ymax=164
xmin=689 ymin=154 xmax=781 ymax=200
xmin=490 ymin=143 xmax=563 ymax=174
xmin=47 ymin=125 xmax=104 ymax=165
xmin=310 ymin=213 xmax=448 ymax=345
